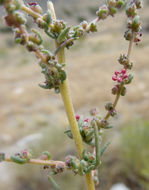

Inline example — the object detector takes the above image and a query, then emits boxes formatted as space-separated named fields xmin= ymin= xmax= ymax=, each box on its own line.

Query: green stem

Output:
xmin=48 ymin=2 xmax=95 ymax=190
xmin=48 ymin=175 xmax=61 ymax=190
xmin=5 ymin=157 xmax=65 ymax=167
xmin=93 ymin=121 xmax=100 ymax=169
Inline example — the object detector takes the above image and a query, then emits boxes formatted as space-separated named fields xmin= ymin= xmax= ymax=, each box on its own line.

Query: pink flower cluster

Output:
xmin=75 ymin=115 xmax=89 ymax=122
xmin=28 ymin=2 xmax=37 ymax=6
xmin=135 ymin=32 xmax=142 ymax=46
xmin=112 ymin=68 xmax=128 ymax=83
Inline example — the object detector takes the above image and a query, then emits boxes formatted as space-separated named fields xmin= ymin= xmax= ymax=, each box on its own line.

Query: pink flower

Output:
xmin=123 ymin=74 xmax=128 ymax=79
xmin=121 ymin=68 xmax=126 ymax=74
xmin=117 ymin=78 xmax=122 ymax=82
xmin=84 ymin=118 xmax=89 ymax=122
xmin=75 ymin=115 xmax=80 ymax=121
xmin=28 ymin=2 xmax=37 ymax=6
xmin=112 ymin=76 xmax=117 ymax=81
xmin=115 ymin=71 xmax=120 ymax=75
xmin=112 ymin=68 xmax=128 ymax=83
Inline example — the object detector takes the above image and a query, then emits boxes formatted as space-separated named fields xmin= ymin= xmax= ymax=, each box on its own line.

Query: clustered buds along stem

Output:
xmin=125 ymin=0 xmax=143 ymax=45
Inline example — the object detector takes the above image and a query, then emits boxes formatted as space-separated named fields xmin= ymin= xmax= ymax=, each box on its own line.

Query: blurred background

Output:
xmin=0 ymin=0 xmax=149 ymax=190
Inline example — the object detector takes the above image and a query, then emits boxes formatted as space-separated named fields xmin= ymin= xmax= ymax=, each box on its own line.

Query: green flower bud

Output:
xmin=36 ymin=18 xmax=47 ymax=29
xmin=26 ymin=41 xmax=37 ymax=52
xmin=5 ymin=0 xmax=21 ymax=13
xmin=135 ymin=0 xmax=143 ymax=9
xmin=74 ymin=27 xmax=84 ymax=37
xmin=131 ymin=15 xmax=141 ymax=32
xmin=96 ymin=5 xmax=109 ymax=20
xmin=89 ymin=22 xmax=97 ymax=32
xmin=107 ymin=0 xmax=117 ymax=7
xmin=126 ymin=3 xmax=137 ymax=18
xmin=116 ymin=0 xmax=125 ymax=9
xmin=81 ymin=20 xmax=88 ymax=29
xmin=118 ymin=54 xmax=130 ymax=68
xmin=109 ymin=6 xmax=117 ymax=17
xmin=51 ymin=20 xmax=66 ymax=33
xmin=15 ymin=34 xmax=27 ymax=45
xmin=124 ymin=29 xmax=133 ymax=41
xmin=105 ymin=102 xmax=113 ymax=111
xmin=14 ymin=11 xmax=27 ymax=25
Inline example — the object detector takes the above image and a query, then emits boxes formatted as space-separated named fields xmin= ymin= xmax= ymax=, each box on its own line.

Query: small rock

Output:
xmin=110 ymin=183 xmax=130 ymax=190
xmin=13 ymin=87 xmax=24 ymax=95
xmin=16 ymin=133 xmax=42 ymax=148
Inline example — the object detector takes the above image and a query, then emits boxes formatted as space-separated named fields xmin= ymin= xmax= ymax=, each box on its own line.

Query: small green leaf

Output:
xmin=57 ymin=27 xmax=70 ymax=44
xmin=64 ymin=128 xmax=73 ymax=139
xmin=48 ymin=175 xmax=61 ymax=190
xmin=60 ymin=70 xmax=66 ymax=82
xmin=105 ymin=125 xmax=113 ymax=129
xmin=46 ymin=10 xmax=52 ymax=25
xmin=39 ymin=83 xmax=51 ymax=89
xmin=71 ymin=158 xmax=77 ymax=170
xmin=85 ymin=165 xmax=95 ymax=174
xmin=15 ymin=37 xmax=22 ymax=44
xmin=125 ymin=73 xmax=134 ymax=84
xmin=45 ymin=29 xmax=56 ymax=39
xmin=11 ymin=156 xmax=27 ymax=164
xmin=100 ymin=142 xmax=110 ymax=157
xmin=31 ymin=29 xmax=43 ymax=45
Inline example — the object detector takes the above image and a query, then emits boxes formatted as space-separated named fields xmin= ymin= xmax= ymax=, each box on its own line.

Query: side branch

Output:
xmin=104 ymin=32 xmax=134 ymax=121
xmin=4 ymin=157 xmax=65 ymax=167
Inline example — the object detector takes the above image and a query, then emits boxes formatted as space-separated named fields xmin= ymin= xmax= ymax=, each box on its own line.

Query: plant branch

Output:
xmin=4 ymin=156 xmax=65 ymax=167
xmin=104 ymin=32 xmax=134 ymax=121
xmin=21 ymin=4 xmax=42 ymax=19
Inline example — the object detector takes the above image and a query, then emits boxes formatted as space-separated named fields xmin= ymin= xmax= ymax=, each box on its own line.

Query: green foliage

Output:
xmin=120 ymin=120 xmax=149 ymax=188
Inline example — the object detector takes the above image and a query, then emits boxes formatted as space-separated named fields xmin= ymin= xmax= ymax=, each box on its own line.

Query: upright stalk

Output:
xmin=48 ymin=2 xmax=95 ymax=190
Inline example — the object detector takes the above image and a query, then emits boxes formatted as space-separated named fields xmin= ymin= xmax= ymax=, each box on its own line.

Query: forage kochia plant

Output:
xmin=0 ymin=0 xmax=143 ymax=189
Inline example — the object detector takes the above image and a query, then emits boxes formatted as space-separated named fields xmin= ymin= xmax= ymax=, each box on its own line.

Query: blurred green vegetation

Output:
xmin=120 ymin=120 xmax=149 ymax=189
